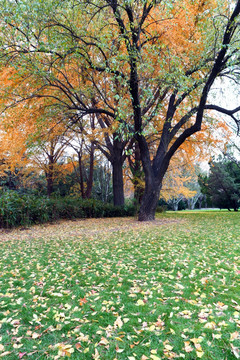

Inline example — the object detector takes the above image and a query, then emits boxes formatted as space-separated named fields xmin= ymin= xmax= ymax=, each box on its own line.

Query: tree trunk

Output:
xmin=112 ymin=159 xmax=124 ymax=206
xmin=133 ymin=142 xmax=144 ymax=205
xmin=46 ymin=171 xmax=54 ymax=197
xmin=173 ymin=202 xmax=179 ymax=211
xmin=46 ymin=157 xmax=54 ymax=197
xmin=85 ymin=143 xmax=94 ymax=199
xmin=111 ymin=139 xmax=125 ymax=206
xmin=138 ymin=178 xmax=162 ymax=221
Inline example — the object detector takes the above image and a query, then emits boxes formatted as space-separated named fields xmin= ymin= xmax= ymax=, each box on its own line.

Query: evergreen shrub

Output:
xmin=0 ymin=191 xmax=135 ymax=228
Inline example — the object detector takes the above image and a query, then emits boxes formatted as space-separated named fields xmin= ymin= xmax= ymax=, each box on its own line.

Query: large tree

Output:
xmin=0 ymin=0 xmax=240 ymax=220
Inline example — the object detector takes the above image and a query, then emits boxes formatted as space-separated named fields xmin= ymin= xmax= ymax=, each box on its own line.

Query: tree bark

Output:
xmin=111 ymin=139 xmax=125 ymax=206
xmin=85 ymin=142 xmax=94 ymax=199
xmin=112 ymin=158 xmax=124 ymax=206
xmin=46 ymin=155 xmax=54 ymax=197
xmin=138 ymin=176 xmax=162 ymax=221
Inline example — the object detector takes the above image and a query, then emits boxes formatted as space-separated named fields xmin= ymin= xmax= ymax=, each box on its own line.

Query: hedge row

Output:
xmin=0 ymin=191 xmax=136 ymax=228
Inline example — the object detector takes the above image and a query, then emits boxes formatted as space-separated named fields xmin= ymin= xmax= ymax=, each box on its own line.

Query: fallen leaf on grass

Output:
xmin=231 ymin=344 xmax=240 ymax=359
xmin=19 ymin=353 xmax=27 ymax=359
xmin=114 ymin=316 xmax=123 ymax=329
xmin=0 ymin=352 xmax=11 ymax=357
xmin=230 ymin=332 xmax=239 ymax=341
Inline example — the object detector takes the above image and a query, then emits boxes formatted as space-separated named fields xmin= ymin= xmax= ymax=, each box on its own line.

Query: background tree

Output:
xmin=206 ymin=156 xmax=240 ymax=211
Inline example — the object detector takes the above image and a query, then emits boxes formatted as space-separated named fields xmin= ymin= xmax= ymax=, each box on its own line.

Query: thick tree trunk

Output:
xmin=112 ymin=159 xmax=124 ymax=206
xmin=111 ymin=139 xmax=125 ymax=206
xmin=138 ymin=179 xmax=162 ymax=221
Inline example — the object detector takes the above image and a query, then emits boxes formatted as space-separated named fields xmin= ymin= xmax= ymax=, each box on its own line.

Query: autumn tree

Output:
xmin=0 ymin=0 xmax=240 ymax=220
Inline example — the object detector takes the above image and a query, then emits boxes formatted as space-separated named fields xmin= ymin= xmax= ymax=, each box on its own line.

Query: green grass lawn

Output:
xmin=0 ymin=212 xmax=239 ymax=359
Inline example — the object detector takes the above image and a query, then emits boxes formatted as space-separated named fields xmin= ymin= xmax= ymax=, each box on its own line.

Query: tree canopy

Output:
xmin=0 ymin=0 xmax=239 ymax=220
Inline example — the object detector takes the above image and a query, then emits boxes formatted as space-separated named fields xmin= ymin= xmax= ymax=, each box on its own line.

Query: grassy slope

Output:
xmin=0 ymin=212 xmax=239 ymax=359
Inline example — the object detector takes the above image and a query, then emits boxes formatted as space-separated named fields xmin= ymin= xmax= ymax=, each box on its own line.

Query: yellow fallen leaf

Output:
xmin=150 ymin=350 xmax=157 ymax=354
xmin=150 ymin=355 xmax=161 ymax=360
xmin=0 ymin=352 xmax=11 ymax=357
xmin=115 ymin=337 xmax=124 ymax=342
xmin=230 ymin=331 xmax=239 ymax=342
xmin=136 ymin=299 xmax=145 ymax=306
xmin=196 ymin=350 xmax=204 ymax=358
xmin=92 ymin=349 xmax=100 ymax=360
xmin=98 ymin=337 xmax=109 ymax=346
xmin=184 ymin=341 xmax=194 ymax=353
xmin=164 ymin=344 xmax=173 ymax=351
xmin=231 ymin=344 xmax=240 ymax=358
xmin=148 ymin=325 xmax=155 ymax=331
xmin=0 ymin=345 xmax=4 ymax=352
xmin=204 ymin=322 xmax=216 ymax=329
xmin=114 ymin=316 xmax=123 ymax=329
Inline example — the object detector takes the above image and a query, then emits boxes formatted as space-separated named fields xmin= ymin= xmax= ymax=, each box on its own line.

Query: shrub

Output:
xmin=0 ymin=191 xmax=135 ymax=228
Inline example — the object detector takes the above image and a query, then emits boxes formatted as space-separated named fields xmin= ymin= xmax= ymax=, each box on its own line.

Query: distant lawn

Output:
xmin=0 ymin=212 xmax=239 ymax=359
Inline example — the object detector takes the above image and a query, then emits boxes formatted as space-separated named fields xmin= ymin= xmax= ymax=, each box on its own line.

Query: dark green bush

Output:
xmin=0 ymin=191 xmax=135 ymax=228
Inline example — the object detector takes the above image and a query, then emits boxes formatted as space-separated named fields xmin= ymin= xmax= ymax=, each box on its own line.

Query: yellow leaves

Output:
xmin=115 ymin=337 xmax=124 ymax=342
xmin=115 ymin=345 xmax=124 ymax=353
xmin=0 ymin=345 xmax=4 ymax=352
xmin=184 ymin=338 xmax=204 ymax=358
xmin=31 ymin=332 xmax=40 ymax=339
xmin=136 ymin=299 xmax=145 ymax=306
xmin=204 ymin=321 xmax=216 ymax=330
xmin=196 ymin=348 xmax=204 ymax=358
xmin=184 ymin=341 xmax=194 ymax=353
xmin=76 ymin=333 xmax=89 ymax=342
xmin=150 ymin=355 xmax=161 ymax=360
xmin=231 ymin=344 xmax=240 ymax=359
xmin=192 ymin=340 xmax=204 ymax=358
xmin=230 ymin=332 xmax=239 ymax=342
xmin=56 ymin=343 xmax=74 ymax=357
xmin=114 ymin=316 xmax=123 ymax=329
xmin=92 ymin=349 xmax=100 ymax=360
xmin=98 ymin=337 xmax=109 ymax=346
xmin=0 ymin=352 xmax=11 ymax=358
xmin=178 ymin=310 xmax=192 ymax=319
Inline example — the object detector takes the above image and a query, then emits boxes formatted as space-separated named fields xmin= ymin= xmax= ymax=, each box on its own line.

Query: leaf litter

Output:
xmin=0 ymin=212 xmax=239 ymax=359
